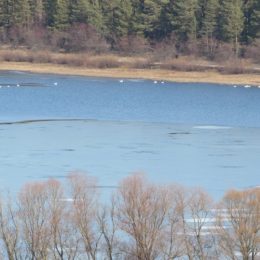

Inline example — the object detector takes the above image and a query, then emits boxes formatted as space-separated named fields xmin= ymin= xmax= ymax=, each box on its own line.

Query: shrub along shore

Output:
xmin=0 ymin=62 xmax=259 ymax=85
xmin=0 ymin=50 xmax=259 ymax=85
xmin=0 ymin=173 xmax=259 ymax=259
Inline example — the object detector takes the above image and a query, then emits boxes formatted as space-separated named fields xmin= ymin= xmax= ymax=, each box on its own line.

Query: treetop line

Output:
xmin=0 ymin=0 xmax=259 ymax=54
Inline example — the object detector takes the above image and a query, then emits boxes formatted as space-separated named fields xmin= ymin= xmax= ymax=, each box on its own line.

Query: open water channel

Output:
xmin=0 ymin=71 xmax=259 ymax=199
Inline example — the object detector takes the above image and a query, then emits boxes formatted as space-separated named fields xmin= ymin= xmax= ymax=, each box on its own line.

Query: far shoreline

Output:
xmin=0 ymin=61 xmax=259 ymax=86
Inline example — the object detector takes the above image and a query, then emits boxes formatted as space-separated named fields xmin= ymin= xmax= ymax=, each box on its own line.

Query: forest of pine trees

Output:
xmin=0 ymin=0 xmax=259 ymax=59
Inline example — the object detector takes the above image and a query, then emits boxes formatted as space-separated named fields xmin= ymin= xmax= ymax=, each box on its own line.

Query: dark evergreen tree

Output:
xmin=139 ymin=0 xmax=166 ymax=39
xmin=0 ymin=0 xmax=13 ymax=28
xmin=29 ymin=0 xmax=45 ymax=26
xmin=14 ymin=0 xmax=31 ymax=28
xmin=218 ymin=0 xmax=244 ymax=55
xmin=127 ymin=0 xmax=143 ymax=35
xmin=0 ymin=0 xmax=14 ymax=42
xmin=102 ymin=0 xmax=132 ymax=48
xmin=200 ymin=0 xmax=219 ymax=55
xmin=53 ymin=0 xmax=70 ymax=30
xmin=70 ymin=0 xmax=89 ymax=24
xmin=163 ymin=0 xmax=198 ymax=44
xmin=158 ymin=1 xmax=175 ymax=39
xmin=44 ymin=0 xmax=57 ymax=26
xmin=251 ymin=0 xmax=260 ymax=39
xmin=70 ymin=0 xmax=103 ymax=31
xmin=242 ymin=0 xmax=260 ymax=43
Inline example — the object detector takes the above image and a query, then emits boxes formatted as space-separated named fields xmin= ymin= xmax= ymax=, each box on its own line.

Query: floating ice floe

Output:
xmin=153 ymin=80 xmax=158 ymax=84
xmin=161 ymin=81 xmax=165 ymax=84
xmin=258 ymin=86 xmax=260 ymax=88
xmin=54 ymin=82 xmax=58 ymax=86
xmin=119 ymin=80 xmax=124 ymax=83
xmin=193 ymin=125 xmax=232 ymax=130
xmin=16 ymin=84 xmax=20 ymax=87
xmin=244 ymin=85 xmax=251 ymax=88
xmin=233 ymin=85 xmax=237 ymax=88
xmin=128 ymin=79 xmax=143 ymax=82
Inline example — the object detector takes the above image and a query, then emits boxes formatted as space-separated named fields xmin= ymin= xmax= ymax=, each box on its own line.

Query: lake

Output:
xmin=0 ymin=71 xmax=259 ymax=199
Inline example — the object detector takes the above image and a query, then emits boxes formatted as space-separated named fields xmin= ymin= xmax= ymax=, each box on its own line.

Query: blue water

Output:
xmin=0 ymin=71 xmax=260 ymax=199
xmin=0 ymin=71 xmax=260 ymax=126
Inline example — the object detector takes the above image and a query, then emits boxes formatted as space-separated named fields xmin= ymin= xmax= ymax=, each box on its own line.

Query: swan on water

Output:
xmin=54 ymin=82 xmax=58 ymax=86
xmin=244 ymin=85 xmax=251 ymax=88
xmin=119 ymin=80 xmax=124 ymax=83
xmin=233 ymin=85 xmax=237 ymax=88
xmin=154 ymin=80 xmax=158 ymax=84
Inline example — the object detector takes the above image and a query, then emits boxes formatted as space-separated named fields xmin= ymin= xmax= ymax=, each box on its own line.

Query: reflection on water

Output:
xmin=0 ymin=71 xmax=259 ymax=199
xmin=0 ymin=120 xmax=259 ymax=199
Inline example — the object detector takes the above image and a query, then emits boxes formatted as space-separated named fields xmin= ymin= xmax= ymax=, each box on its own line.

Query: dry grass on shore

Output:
xmin=0 ymin=61 xmax=259 ymax=85
xmin=0 ymin=49 xmax=259 ymax=85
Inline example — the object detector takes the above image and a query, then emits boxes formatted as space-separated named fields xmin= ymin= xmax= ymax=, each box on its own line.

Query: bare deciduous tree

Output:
xmin=46 ymin=179 xmax=80 ymax=260
xmin=115 ymin=174 xmax=171 ymax=260
xmin=0 ymin=174 xmax=258 ymax=260
xmin=216 ymin=188 xmax=260 ymax=260
xmin=97 ymin=195 xmax=120 ymax=259
xmin=18 ymin=182 xmax=51 ymax=260
xmin=186 ymin=188 xmax=215 ymax=260
xmin=68 ymin=173 xmax=101 ymax=260
xmin=176 ymin=187 xmax=216 ymax=260
xmin=0 ymin=195 xmax=20 ymax=260
xmin=161 ymin=185 xmax=186 ymax=260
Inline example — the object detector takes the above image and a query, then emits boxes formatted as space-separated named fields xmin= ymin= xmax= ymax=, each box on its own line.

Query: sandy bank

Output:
xmin=0 ymin=62 xmax=259 ymax=86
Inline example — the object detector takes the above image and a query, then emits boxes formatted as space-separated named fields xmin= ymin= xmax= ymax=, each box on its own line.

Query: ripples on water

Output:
xmin=0 ymin=71 xmax=260 ymax=199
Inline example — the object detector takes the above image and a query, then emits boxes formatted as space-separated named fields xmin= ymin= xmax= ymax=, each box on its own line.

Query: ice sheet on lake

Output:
xmin=0 ymin=120 xmax=259 ymax=199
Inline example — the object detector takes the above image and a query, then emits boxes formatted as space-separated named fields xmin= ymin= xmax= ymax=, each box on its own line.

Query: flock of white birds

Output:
xmin=0 ymin=80 xmax=259 ymax=88
xmin=120 ymin=79 xmax=260 ymax=88
xmin=0 ymin=82 xmax=58 ymax=88
xmin=233 ymin=84 xmax=260 ymax=88
xmin=118 ymin=79 xmax=260 ymax=88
